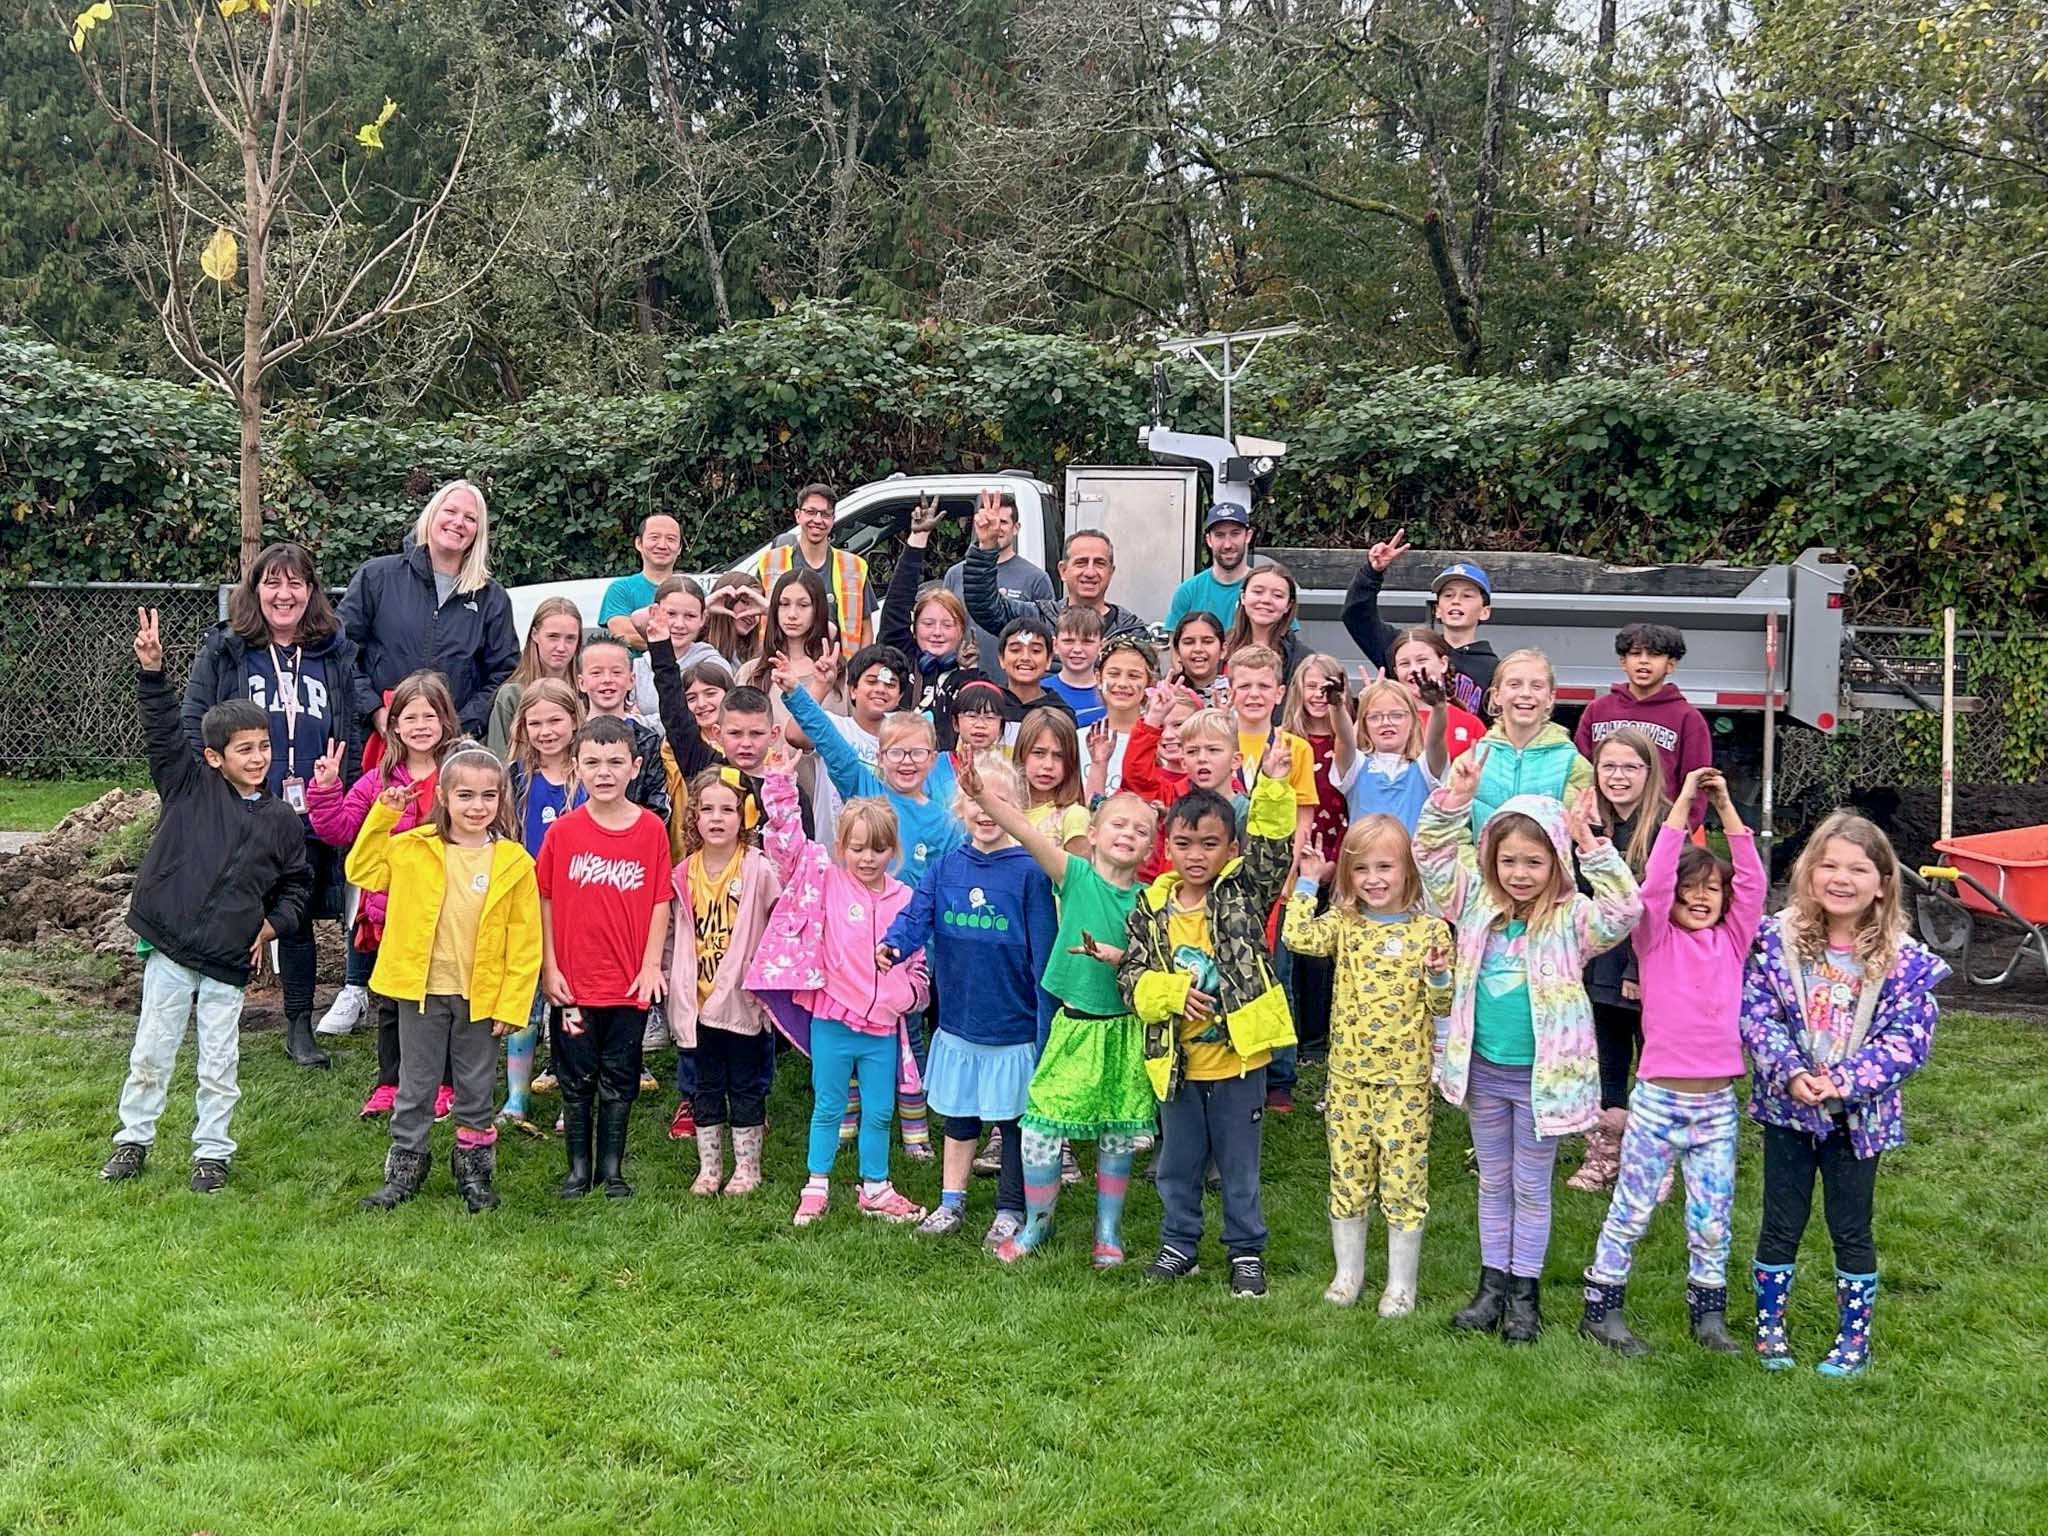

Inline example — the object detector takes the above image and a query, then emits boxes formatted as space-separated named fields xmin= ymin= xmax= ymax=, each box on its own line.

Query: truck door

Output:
xmin=1063 ymin=465 xmax=1200 ymax=627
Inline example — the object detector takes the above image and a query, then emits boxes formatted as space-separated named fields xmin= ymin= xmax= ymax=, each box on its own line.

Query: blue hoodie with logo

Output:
xmin=882 ymin=843 xmax=1058 ymax=1050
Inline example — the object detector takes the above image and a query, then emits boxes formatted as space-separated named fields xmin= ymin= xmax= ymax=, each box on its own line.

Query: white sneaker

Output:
xmin=315 ymin=985 xmax=367 ymax=1037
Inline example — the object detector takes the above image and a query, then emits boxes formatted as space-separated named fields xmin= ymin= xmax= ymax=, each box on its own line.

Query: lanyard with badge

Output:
xmin=272 ymin=643 xmax=309 ymax=813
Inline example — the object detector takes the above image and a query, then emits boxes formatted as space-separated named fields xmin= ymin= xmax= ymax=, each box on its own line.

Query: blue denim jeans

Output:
xmin=114 ymin=950 xmax=245 ymax=1162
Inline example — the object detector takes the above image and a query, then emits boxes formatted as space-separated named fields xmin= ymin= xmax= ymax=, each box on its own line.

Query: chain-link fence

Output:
xmin=1776 ymin=624 xmax=2032 ymax=807
xmin=0 ymin=583 xmax=222 ymax=774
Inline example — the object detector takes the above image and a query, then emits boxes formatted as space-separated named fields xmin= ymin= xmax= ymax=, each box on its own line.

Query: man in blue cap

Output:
xmin=1342 ymin=527 xmax=1499 ymax=713
xmin=1164 ymin=504 xmax=1260 ymax=631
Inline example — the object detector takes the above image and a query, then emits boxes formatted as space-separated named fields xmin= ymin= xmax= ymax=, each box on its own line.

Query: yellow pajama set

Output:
xmin=1282 ymin=899 xmax=1452 ymax=1230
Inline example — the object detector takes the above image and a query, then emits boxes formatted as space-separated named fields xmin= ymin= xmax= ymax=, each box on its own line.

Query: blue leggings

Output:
xmin=809 ymin=1017 xmax=897 ymax=1182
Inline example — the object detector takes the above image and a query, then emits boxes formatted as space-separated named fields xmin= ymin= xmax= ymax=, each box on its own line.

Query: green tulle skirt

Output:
xmin=1020 ymin=1008 xmax=1157 ymax=1141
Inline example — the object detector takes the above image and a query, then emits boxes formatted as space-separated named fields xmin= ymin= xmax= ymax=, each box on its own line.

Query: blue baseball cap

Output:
xmin=1205 ymin=504 xmax=1251 ymax=528
xmin=1432 ymin=561 xmax=1492 ymax=600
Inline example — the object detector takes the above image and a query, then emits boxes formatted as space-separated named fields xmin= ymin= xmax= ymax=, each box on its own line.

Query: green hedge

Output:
xmin=5 ymin=300 xmax=2046 ymax=619
xmin=5 ymin=304 xmax=2045 ymax=616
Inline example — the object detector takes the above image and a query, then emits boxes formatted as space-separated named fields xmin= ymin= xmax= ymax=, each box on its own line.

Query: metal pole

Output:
xmin=1221 ymin=334 xmax=1234 ymax=441
xmin=1941 ymin=606 xmax=1957 ymax=842
xmin=1761 ymin=612 xmax=1778 ymax=863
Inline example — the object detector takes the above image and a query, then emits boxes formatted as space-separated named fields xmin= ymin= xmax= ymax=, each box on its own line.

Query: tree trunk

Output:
xmin=697 ymin=208 xmax=731 ymax=328
xmin=239 ymin=129 xmax=267 ymax=572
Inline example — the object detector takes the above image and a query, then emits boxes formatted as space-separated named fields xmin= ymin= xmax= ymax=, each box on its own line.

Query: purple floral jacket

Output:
xmin=1738 ymin=914 xmax=1947 ymax=1158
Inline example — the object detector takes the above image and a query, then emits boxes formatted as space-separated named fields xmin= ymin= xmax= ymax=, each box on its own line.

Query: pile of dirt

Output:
xmin=0 ymin=789 xmax=158 ymax=960
xmin=1848 ymin=783 xmax=2048 ymax=873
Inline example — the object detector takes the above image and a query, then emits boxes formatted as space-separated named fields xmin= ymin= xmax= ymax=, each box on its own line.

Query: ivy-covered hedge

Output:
xmin=4 ymin=302 xmax=2045 ymax=628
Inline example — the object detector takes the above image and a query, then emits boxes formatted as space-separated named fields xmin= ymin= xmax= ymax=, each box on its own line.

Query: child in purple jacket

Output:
xmin=1739 ymin=811 xmax=1946 ymax=1379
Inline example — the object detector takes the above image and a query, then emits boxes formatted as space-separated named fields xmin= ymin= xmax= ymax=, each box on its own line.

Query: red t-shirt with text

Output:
xmin=535 ymin=805 xmax=674 ymax=1008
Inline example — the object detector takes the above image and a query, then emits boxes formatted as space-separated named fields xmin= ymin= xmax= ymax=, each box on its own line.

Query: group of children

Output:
xmin=100 ymin=540 xmax=1946 ymax=1378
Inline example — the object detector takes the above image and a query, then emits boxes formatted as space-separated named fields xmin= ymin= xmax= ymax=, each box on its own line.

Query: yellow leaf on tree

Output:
xmin=218 ymin=0 xmax=249 ymax=15
xmin=200 ymin=226 xmax=239 ymax=284
xmin=70 ymin=0 xmax=112 ymax=52
xmin=356 ymin=97 xmax=399 ymax=152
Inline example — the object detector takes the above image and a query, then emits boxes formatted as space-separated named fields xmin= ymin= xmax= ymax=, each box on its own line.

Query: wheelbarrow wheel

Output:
xmin=1912 ymin=888 xmax=1974 ymax=960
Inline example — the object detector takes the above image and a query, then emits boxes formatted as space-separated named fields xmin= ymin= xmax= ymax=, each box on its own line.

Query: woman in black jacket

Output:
xmin=182 ymin=541 xmax=365 ymax=1068
xmin=338 ymin=478 xmax=518 ymax=742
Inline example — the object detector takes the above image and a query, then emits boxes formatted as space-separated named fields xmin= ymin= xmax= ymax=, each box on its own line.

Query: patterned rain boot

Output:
xmin=1688 ymin=1282 xmax=1743 ymax=1355
xmin=1579 ymin=1277 xmax=1649 ymax=1357
xmin=691 ymin=1124 xmax=727 ymax=1197
xmin=1753 ymin=1261 xmax=1797 ymax=1371
xmin=1816 ymin=1271 xmax=1877 ymax=1379
xmin=723 ymin=1125 xmax=765 ymax=1196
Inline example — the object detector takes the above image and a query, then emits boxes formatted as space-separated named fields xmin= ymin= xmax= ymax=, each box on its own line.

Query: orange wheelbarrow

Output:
xmin=1911 ymin=825 xmax=2048 ymax=988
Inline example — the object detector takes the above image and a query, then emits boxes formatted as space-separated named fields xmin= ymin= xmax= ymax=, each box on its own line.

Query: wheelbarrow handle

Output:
xmin=1919 ymin=865 xmax=1960 ymax=882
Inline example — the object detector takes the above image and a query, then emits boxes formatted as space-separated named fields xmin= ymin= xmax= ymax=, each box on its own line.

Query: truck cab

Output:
xmin=507 ymin=472 xmax=1059 ymax=643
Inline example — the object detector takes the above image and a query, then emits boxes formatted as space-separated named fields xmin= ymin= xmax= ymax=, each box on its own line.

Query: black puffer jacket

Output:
xmin=338 ymin=541 xmax=517 ymax=737
xmin=130 ymin=667 xmax=311 ymax=986
xmin=180 ymin=623 xmax=366 ymax=788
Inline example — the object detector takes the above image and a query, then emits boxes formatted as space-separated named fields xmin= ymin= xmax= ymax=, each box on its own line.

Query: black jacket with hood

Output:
xmin=1341 ymin=560 xmax=1498 ymax=716
xmin=338 ymin=539 xmax=518 ymax=738
xmin=130 ymin=666 xmax=312 ymax=987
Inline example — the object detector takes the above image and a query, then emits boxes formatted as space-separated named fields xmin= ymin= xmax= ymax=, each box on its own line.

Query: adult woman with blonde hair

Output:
xmin=339 ymin=477 xmax=519 ymax=741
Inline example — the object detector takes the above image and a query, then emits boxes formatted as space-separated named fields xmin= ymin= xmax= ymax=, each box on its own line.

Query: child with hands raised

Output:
xmin=352 ymin=746 xmax=542 ymax=1215
xmin=309 ymin=670 xmax=461 ymax=1121
xmin=1120 ymin=734 xmax=1301 ymax=1298
xmin=1284 ymin=818 xmax=1452 ymax=1314
xmin=877 ymin=754 xmax=1058 ymax=1247
xmin=1580 ymin=766 xmax=1763 ymax=1358
xmin=744 ymin=742 xmax=931 ymax=1228
xmin=1417 ymin=744 xmax=1642 ymax=1343
xmin=99 ymin=610 xmax=311 ymax=1195
xmin=956 ymin=752 xmax=1161 ymax=1267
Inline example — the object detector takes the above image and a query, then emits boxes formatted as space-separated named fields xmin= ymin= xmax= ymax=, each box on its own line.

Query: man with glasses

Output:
xmin=753 ymin=482 xmax=877 ymax=657
xmin=960 ymin=492 xmax=1150 ymax=650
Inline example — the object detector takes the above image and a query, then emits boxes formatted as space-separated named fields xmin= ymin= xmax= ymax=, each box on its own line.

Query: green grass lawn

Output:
xmin=0 ymin=776 xmax=137 ymax=832
xmin=2 ymin=965 xmax=2043 ymax=1534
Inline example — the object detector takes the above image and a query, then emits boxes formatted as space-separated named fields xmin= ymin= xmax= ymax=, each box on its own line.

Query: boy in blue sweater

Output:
xmin=879 ymin=753 xmax=1058 ymax=1247
xmin=778 ymin=658 xmax=963 ymax=885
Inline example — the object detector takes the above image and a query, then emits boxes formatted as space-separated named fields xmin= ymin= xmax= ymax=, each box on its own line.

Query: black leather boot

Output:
xmin=595 ymin=1097 xmax=634 ymax=1199
xmin=1580 ymin=1277 xmax=1649 ymax=1357
xmin=284 ymin=1008 xmax=331 ymax=1069
xmin=452 ymin=1142 xmax=500 ymax=1213
xmin=1688 ymin=1282 xmax=1744 ymax=1355
xmin=558 ymin=1098 xmax=595 ymax=1200
xmin=1451 ymin=1266 xmax=1510 ymax=1333
xmin=359 ymin=1146 xmax=431 ymax=1210
xmin=1503 ymin=1274 xmax=1544 ymax=1343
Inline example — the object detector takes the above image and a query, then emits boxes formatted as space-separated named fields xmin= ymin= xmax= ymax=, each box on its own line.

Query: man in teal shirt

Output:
xmin=597 ymin=513 xmax=683 ymax=652
xmin=1165 ymin=506 xmax=1257 ymax=631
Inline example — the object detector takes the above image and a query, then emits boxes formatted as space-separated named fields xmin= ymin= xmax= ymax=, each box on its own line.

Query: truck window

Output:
xmin=838 ymin=493 xmax=977 ymax=600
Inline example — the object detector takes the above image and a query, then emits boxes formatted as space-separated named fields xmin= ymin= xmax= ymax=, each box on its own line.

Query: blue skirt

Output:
xmin=923 ymin=1033 xmax=1036 ymax=1121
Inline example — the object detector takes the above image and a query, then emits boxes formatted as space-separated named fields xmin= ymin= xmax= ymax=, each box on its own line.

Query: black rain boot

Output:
xmin=1580 ymin=1277 xmax=1649 ymax=1357
xmin=1688 ymin=1282 xmax=1743 ymax=1355
xmin=1451 ymin=1266 xmax=1510 ymax=1334
xmin=284 ymin=1008 xmax=331 ymax=1069
xmin=595 ymin=1098 xmax=634 ymax=1199
xmin=1502 ymin=1274 xmax=1544 ymax=1344
xmin=359 ymin=1145 xmax=431 ymax=1210
xmin=559 ymin=1098 xmax=595 ymax=1200
xmin=452 ymin=1141 xmax=500 ymax=1213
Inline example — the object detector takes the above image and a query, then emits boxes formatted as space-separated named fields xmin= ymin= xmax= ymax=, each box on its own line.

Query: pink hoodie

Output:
xmin=744 ymin=770 xmax=927 ymax=1036
xmin=1633 ymin=824 xmax=1767 ymax=1079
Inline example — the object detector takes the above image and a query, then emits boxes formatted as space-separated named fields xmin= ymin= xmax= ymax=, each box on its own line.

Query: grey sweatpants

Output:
xmin=391 ymin=994 xmax=498 ymax=1152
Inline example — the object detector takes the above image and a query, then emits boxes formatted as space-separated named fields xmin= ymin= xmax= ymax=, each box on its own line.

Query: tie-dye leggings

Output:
xmin=1587 ymin=1081 xmax=1739 ymax=1288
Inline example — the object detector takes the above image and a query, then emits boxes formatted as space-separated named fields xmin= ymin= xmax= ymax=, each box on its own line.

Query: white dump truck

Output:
xmin=510 ymin=424 xmax=1936 ymax=851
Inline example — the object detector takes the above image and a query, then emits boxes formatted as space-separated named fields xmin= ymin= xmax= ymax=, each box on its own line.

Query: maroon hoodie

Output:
xmin=1573 ymin=683 xmax=1714 ymax=826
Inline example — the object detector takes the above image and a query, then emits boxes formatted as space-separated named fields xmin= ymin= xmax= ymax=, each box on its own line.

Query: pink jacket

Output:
xmin=743 ymin=770 xmax=927 ymax=1036
xmin=667 ymin=846 xmax=782 ymax=1046
xmin=308 ymin=763 xmax=427 ymax=935
xmin=1633 ymin=825 xmax=1766 ymax=1079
